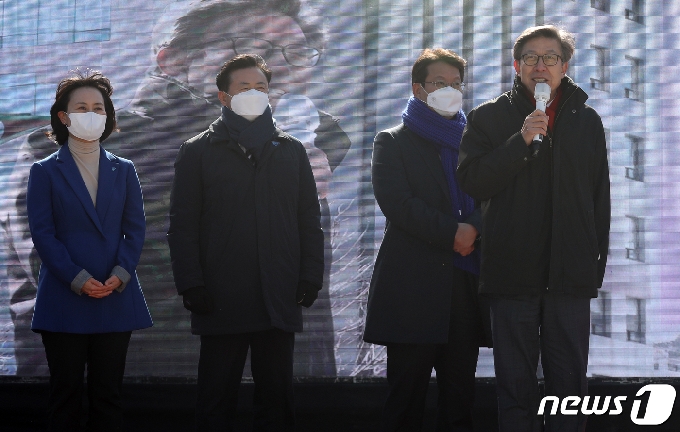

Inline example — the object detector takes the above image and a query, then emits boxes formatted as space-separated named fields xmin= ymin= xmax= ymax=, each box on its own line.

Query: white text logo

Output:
xmin=537 ymin=384 xmax=676 ymax=426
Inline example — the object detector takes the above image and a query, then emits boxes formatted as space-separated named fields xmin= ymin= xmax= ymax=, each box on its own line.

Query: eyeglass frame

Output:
xmin=520 ymin=53 xmax=562 ymax=67
xmin=420 ymin=81 xmax=466 ymax=91
xmin=204 ymin=36 xmax=322 ymax=68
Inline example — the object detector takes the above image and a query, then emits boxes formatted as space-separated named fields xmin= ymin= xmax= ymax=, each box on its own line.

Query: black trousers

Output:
xmin=40 ymin=330 xmax=132 ymax=432
xmin=382 ymin=268 xmax=483 ymax=432
xmin=489 ymin=293 xmax=590 ymax=432
xmin=196 ymin=328 xmax=295 ymax=432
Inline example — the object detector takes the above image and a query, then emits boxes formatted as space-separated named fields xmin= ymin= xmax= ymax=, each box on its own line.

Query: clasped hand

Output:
xmin=453 ymin=223 xmax=478 ymax=257
xmin=81 ymin=276 xmax=121 ymax=298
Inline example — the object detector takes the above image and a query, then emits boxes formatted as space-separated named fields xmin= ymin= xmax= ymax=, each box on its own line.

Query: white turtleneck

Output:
xmin=68 ymin=138 xmax=100 ymax=207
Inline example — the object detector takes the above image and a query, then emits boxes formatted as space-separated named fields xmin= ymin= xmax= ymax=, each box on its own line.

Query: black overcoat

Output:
xmin=457 ymin=77 xmax=610 ymax=298
xmin=363 ymin=124 xmax=491 ymax=346
xmin=167 ymin=118 xmax=324 ymax=334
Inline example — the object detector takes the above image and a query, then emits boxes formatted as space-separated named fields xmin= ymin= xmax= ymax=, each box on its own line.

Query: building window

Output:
xmin=625 ymin=0 xmax=645 ymax=24
xmin=625 ymin=216 xmax=644 ymax=262
xmin=625 ymin=135 xmax=644 ymax=182
xmin=626 ymin=297 xmax=646 ymax=344
xmin=590 ymin=45 xmax=609 ymax=92
xmin=625 ymin=55 xmax=644 ymax=101
xmin=591 ymin=291 xmax=611 ymax=337
xmin=0 ymin=0 xmax=111 ymax=48
xmin=591 ymin=0 xmax=610 ymax=12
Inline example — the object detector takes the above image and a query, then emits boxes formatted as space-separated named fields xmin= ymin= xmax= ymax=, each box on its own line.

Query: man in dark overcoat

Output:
xmin=167 ymin=54 xmax=324 ymax=431
xmin=458 ymin=25 xmax=610 ymax=432
xmin=363 ymin=48 xmax=492 ymax=432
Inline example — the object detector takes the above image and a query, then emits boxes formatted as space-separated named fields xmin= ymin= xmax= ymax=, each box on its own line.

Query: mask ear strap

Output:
xmin=58 ymin=111 xmax=70 ymax=126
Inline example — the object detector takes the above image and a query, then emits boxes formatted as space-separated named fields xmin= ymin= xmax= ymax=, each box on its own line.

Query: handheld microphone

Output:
xmin=531 ymin=82 xmax=551 ymax=158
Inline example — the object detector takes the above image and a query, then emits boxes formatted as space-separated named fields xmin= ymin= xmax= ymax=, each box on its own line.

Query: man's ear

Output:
xmin=157 ymin=47 xmax=188 ymax=77
xmin=217 ymin=91 xmax=231 ymax=108
xmin=412 ymin=82 xmax=422 ymax=98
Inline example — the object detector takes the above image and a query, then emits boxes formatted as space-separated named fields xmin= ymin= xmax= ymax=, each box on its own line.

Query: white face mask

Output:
xmin=421 ymin=85 xmax=463 ymax=117
xmin=228 ymin=89 xmax=270 ymax=121
xmin=66 ymin=112 xmax=107 ymax=142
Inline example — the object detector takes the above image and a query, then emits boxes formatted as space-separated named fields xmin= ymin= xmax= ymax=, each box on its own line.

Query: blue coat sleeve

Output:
xmin=26 ymin=162 xmax=83 ymax=287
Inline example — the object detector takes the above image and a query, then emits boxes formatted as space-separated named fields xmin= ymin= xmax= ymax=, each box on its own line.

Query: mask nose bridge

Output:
xmin=228 ymin=87 xmax=269 ymax=98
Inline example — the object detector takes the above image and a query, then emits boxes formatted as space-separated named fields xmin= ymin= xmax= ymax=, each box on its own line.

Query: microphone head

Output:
xmin=534 ymin=82 xmax=551 ymax=101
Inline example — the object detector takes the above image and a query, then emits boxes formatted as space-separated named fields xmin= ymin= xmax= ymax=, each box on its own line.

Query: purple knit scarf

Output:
xmin=402 ymin=97 xmax=479 ymax=275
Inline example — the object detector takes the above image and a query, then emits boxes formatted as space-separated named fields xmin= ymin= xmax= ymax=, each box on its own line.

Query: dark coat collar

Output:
xmin=206 ymin=117 xmax=293 ymax=166
xmin=510 ymin=75 xmax=588 ymax=113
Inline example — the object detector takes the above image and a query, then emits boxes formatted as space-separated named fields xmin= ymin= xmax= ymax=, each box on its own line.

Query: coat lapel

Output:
xmin=404 ymin=128 xmax=453 ymax=207
xmin=95 ymin=150 xmax=119 ymax=226
xmin=256 ymin=130 xmax=283 ymax=167
xmin=55 ymin=145 xmax=104 ymax=235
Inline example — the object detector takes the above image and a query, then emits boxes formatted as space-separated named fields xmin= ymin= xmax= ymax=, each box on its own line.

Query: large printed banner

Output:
xmin=0 ymin=0 xmax=678 ymax=378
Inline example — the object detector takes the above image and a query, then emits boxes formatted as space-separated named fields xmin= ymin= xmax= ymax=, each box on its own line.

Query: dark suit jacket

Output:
xmin=27 ymin=145 xmax=152 ymax=333
xmin=363 ymin=124 xmax=491 ymax=346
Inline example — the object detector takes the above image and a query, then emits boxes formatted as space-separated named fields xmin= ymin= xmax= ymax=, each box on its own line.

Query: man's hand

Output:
xmin=296 ymin=281 xmax=320 ymax=308
xmin=453 ymin=223 xmax=478 ymax=257
xmin=181 ymin=286 xmax=215 ymax=315
xmin=82 ymin=277 xmax=115 ymax=298
xmin=521 ymin=109 xmax=548 ymax=145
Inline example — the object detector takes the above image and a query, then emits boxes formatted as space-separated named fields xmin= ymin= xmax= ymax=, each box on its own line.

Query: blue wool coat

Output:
xmin=27 ymin=144 xmax=152 ymax=333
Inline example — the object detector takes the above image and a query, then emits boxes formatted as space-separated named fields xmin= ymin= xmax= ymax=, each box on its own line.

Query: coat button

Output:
xmin=572 ymin=109 xmax=576 ymax=113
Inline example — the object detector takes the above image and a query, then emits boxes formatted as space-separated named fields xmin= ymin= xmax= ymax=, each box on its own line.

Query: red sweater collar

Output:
xmin=522 ymin=85 xmax=563 ymax=134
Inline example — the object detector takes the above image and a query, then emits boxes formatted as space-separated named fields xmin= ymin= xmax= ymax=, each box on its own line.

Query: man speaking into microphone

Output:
xmin=457 ymin=25 xmax=610 ymax=432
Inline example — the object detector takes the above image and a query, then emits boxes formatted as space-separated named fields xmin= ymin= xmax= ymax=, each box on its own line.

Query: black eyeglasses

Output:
xmin=421 ymin=81 xmax=466 ymax=91
xmin=521 ymin=54 xmax=561 ymax=66
xmin=210 ymin=37 xmax=321 ymax=68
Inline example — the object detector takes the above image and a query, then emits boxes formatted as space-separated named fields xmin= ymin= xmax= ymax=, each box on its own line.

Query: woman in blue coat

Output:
xmin=26 ymin=70 xmax=152 ymax=431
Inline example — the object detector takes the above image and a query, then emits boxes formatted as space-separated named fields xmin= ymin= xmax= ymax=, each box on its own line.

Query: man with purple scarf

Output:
xmin=363 ymin=48 xmax=492 ymax=431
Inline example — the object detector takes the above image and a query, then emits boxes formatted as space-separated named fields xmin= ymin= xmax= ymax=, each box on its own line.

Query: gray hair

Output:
xmin=513 ymin=25 xmax=575 ymax=63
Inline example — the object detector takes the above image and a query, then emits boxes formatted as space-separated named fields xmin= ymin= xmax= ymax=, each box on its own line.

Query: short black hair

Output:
xmin=169 ymin=0 xmax=322 ymax=53
xmin=47 ymin=70 xmax=117 ymax=145
xmin=412 ymin=48 xmax=466 ymax=85
xmin=215 ymin=54 xmax=272 ymax=92
xmin=513 ymin=25 xmax=575 ymax=63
